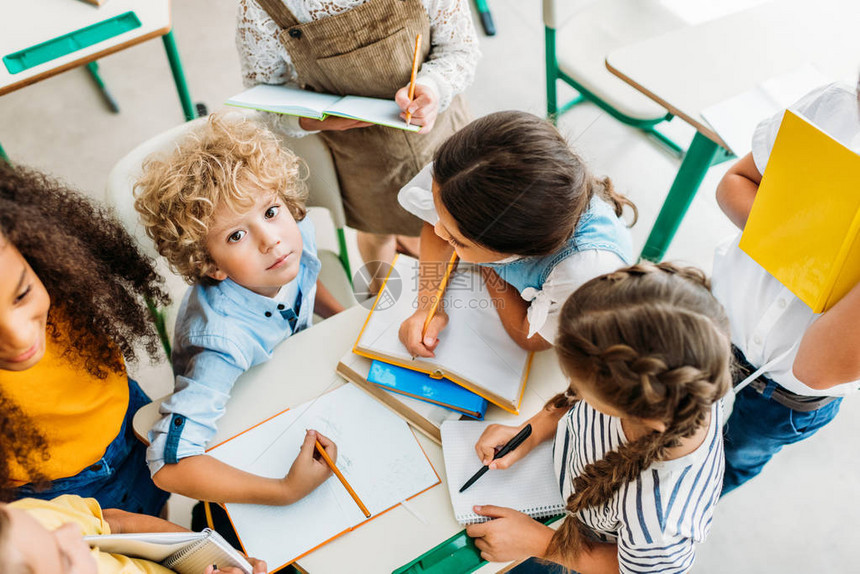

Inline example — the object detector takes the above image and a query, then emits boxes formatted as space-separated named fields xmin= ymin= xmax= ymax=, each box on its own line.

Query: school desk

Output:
xmin=134 ymin=305 xmax=570 ymax=573
xmin=0 ymin=0 xmax=195 ymax=159
xmin=605 ymin=0 xmax=860 ymax=262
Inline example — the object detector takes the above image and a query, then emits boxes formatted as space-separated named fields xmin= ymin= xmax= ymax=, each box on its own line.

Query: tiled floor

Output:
xmin=2 ymin=1 xmax=857 ymax=572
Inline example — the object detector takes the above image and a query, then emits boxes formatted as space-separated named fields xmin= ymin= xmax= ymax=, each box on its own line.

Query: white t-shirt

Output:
xmin=711 ymin=82 xmax=860 ymax=397
xmin=553 ymin=401 xmax=724 ymax=574
xmin=398 ymin=164 xmax=627 ymax=342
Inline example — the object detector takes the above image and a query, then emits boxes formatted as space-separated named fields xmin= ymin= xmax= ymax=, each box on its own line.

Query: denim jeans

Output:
xmin=15 ymin=378 xmax=169 ymax=516
xmin=721 ymin=380 xmax=842 ymax=496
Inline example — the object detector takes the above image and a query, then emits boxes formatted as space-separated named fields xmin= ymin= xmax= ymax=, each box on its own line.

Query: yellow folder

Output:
xmin=739 ymin=110 xmax=860 ymax=313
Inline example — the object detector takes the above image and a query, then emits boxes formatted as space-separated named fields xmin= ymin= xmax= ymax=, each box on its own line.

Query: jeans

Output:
xmin=15 ymin=378 xmax=169 ymax=516
xmin=721 ymin=380 xmax=842 ymax=495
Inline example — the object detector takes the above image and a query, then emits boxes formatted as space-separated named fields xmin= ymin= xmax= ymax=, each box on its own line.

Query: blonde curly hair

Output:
xmin=134 ymin=112 xmax=308 ymax=283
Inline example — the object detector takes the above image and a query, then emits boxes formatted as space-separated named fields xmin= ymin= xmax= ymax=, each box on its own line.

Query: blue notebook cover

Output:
xmin=368 ymin=361 xmax=488 ymax=420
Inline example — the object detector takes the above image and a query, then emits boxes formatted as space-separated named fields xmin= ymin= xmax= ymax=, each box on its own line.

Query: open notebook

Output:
xmin=207 ymin=384 xmax=439 ymax=570
xmin=84 ymin=529 xmax=251 ymax=574
xmin=225 ymin=84 xmax=420 ymax=132
xmin=441 ymin=421 xmax=565 ymax=525
xmin=353 ymin=255 xmax=533 ymax=413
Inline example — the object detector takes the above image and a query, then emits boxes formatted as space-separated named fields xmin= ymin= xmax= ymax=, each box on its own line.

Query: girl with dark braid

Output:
xmin=466 ymin=262 xmax=732 ymax=573
xmin=0 ymin=163 xmax=170 ymax=515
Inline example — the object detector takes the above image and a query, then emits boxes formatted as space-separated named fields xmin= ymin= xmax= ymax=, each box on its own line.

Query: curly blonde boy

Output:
xmin=134 ymin=111 xmax=307 ymax=283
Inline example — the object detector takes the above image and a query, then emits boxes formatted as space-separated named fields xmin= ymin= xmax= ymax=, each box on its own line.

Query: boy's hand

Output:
xmin=279 ymin=430 xmax=337 ymax=504
xmin=395 ymin=83 xmax=439 ymax=133
xmin=399 ymin=307 xmax=449 ymax=358
xmin=474 ymin=424 xmax=537 ymax=470
xmin=299 ymin=116 xmax=372 ymax=131
xmin=466 ymin=506 xmax=554 ymax=563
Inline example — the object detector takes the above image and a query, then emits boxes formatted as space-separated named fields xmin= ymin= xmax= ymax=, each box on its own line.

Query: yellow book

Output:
xmin=739 ymin=110 xmax=860 ymax=313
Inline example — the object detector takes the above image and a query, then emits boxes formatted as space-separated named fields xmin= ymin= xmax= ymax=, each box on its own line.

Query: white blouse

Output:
xmin=711 ymin=82 xmax=860 ymax=397
xmin=236 ymin=0 xmax=480 ymax=136
xmin=398 ymin=164 xmax=627 ymax=342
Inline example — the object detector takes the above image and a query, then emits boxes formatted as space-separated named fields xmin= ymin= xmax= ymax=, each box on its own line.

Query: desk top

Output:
xmin=0 ymin=0 xmax=171 ymax=95
xmin=606 ymin=0 xmax=860 ymax=149
xmin=134 ymin=305 xmax=571 ymax=572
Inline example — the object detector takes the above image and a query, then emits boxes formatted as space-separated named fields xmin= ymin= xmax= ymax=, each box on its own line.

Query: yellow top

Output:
xmin=739 ymin=110 xmax=860 ymax=312
xmin=10 ymin=495 xmax=172 ymax=574
xmin=0 ymin=330 xmax=128 ymax=483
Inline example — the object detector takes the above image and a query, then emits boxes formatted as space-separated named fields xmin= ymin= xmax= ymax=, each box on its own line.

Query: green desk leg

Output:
xmin=639 ymin=132 xmax=721 ymax=262
xmin=85 ymin=61 xmax=120 ymax=113
xmin=161 ymin=30 xmax=196 ymax=121
xmin=473 ymin=0 xmax=496 ymax=36
xmin=0 ymin=141 xmax=8 ymax=164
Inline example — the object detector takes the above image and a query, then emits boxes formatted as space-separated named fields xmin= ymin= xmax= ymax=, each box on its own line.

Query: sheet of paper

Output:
xmin=326 ymin=95 xmax=420 ymax=132
xmin=356 ymin=257 xmax=530 ymax=406
xmin=208 ymin=384 xmax=439 ymax=569
xmin=701 ymin=65 xmax=831 ymax=156
xmin=225 ymin=84 xmax=341 ymax=119
xmin=440 ymin=421 xmax=565 ymax=525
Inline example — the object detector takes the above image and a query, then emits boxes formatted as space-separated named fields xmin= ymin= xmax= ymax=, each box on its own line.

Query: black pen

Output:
xmin=459 ymin=424 xmax=532 ymax=493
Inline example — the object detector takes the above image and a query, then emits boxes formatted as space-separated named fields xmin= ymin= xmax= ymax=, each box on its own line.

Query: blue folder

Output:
xmin=367 ymin=361 xmax=489 ymax=420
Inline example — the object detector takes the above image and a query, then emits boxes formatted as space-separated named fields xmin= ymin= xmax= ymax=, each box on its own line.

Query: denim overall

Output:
xmin=479 ymin=196 xmax=633 ymax=295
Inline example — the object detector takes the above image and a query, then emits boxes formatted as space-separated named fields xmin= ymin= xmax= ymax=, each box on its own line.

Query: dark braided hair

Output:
xmin=0 ymin=163 xmax=169 ymax=499
xmin=432 ymin=111 xmax=637 ymax=257
xmin=546 ymin=262 xmax=731 ymax=562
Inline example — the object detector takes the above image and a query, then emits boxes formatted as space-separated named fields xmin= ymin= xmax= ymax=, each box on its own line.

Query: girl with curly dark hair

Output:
xmin=0 ymin=162 xmax=171 ymax=515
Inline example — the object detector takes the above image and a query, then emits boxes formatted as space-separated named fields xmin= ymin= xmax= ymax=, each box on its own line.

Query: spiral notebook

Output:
xmin=84 ymin=529 xmax=252 ymax=574
xmin=440 ymin=421 xmax=565 ymax=525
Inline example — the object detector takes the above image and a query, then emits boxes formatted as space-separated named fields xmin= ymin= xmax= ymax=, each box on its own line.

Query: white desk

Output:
xmin=0 ymin=0 xmax=194 ymax=151
xmin=605 ymin=0 xmax=860 ymax=261
xmin=135 ymin=305 xmax=571 ymax=573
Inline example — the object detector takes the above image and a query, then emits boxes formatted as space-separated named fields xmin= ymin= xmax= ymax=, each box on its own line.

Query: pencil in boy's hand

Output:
xmin=421 ymin=251 xmax=459 ymax=341
xmin=459 ymin=424 xmax=532 ymax=493
xmin=405 ymin=33 xmax=422 ymax=126
xmin=314 ymin=438 xmax=371 ymax=518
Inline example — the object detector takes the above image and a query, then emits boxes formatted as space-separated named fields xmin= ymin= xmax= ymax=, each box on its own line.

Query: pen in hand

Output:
xmin=405 ymin=33 xmax=422 ymax=126
xmin=459 ymin=424 xmax=532 ymax=493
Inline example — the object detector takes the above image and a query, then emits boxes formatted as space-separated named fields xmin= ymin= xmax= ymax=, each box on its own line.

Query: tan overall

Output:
xmin=256 ymin=0 xmax=471 ymax=235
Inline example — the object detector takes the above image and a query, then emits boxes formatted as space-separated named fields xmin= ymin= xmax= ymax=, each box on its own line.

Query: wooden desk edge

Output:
xmin=0 ymin=25 xmax=171 ymax=97
xmin=603 ymin=55 xmax=730 ymax=151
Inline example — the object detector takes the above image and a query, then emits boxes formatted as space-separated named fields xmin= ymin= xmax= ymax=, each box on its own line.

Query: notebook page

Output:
xmin=84 ymin=532 xmax=202 ymax=562
xmin=208 ymin=384 xmax=439 ymax=568
xmin=356 ymin=257 xmax=529 ymax=406
xmin=441 ymin=421 xmax=565 ymax=525
xmin=326 ymin=95 xmax=420 ymax=132
xmin=225 ymin=84 xmax=341 ymax=119
xmin=164 ymin=530 xmax=252 ymax=574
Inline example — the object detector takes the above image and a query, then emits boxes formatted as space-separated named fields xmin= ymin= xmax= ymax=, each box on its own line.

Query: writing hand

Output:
xmin=395 ymin=83 xmax=439 ymax=133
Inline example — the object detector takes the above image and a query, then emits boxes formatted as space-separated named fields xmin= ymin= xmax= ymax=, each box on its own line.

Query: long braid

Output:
xmin=545 ymin=262 xmax=732 ymax=565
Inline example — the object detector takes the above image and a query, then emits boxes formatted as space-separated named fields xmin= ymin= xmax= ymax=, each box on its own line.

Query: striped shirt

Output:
xmin=552 ymin=400 xmax=724 ymax=574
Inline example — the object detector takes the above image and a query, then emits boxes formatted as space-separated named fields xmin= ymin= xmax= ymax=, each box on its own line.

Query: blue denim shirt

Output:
xmin=146 ymin=218 xmax=321 ymax=475
xmin=479 ymin=196 xmax=633 ymax=293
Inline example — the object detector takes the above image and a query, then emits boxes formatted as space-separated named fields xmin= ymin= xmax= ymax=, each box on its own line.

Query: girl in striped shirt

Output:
xmin=468 ymin=263 xmax=732 ymax=573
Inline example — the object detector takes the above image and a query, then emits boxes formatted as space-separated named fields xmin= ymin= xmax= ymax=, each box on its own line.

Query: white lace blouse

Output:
xmin=236 ymin=0 xmax=480 ymax=135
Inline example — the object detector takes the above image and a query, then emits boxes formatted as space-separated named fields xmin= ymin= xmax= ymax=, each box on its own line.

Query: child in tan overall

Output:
xmin=237 ymin=0 xmax=480 ymax=290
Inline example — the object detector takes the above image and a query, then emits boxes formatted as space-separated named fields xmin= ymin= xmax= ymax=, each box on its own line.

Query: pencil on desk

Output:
xmin=421 ymin=251 xmax=459 ymax=340
xmin=314 ymin=438 xmax=371 ymax=518
xmin=405 ymin=33 xmax=422 ymax=126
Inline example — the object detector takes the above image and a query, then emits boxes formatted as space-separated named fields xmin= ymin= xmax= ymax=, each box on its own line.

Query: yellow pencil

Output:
xmin=314 ymin=439 xmax=370 ymax=518
xmin=421 ymin=251 xmax=459 ymax=340
xmin=405 ymin=33 xmax=422 ymax=126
